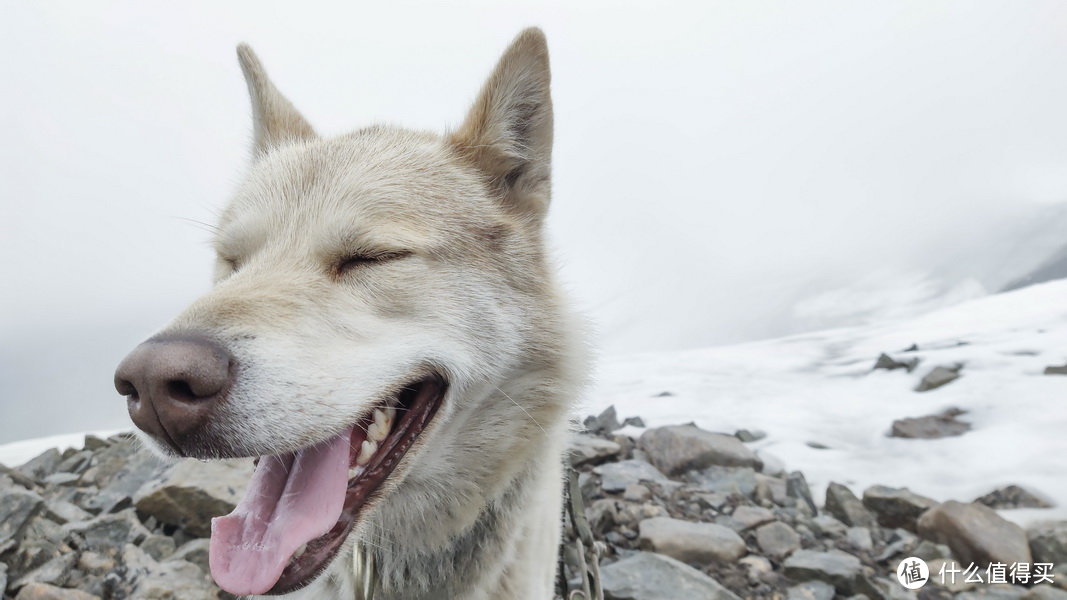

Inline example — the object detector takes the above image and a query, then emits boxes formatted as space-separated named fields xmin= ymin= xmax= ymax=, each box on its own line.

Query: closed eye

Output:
xmin=335 ymin=250 xmax=412 ymax=276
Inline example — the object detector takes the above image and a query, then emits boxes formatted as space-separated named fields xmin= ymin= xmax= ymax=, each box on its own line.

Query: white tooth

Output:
xmin=356 ymin=440 xmax=378 ymax=465
xmin=294 ymin=543 xmax=307 ymax=559
xmin=368 ymin=410 xmax=389 ymax=442
xmin=384 ymin=405 xmax=396 ymax=426
xmin=348 ymin=465 xmax=364 ymax=479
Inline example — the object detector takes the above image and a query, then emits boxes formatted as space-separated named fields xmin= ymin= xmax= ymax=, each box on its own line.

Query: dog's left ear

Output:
xmin=236 ymin=44 xmax=316 ymax=156
xmin=450 ymin=28 xmax=553 ymax=221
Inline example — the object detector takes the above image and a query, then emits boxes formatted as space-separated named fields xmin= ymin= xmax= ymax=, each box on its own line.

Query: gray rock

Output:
xmin=0 ymin=562 xmax=7 ymax=595
xmin=595 ymin=459 xmax=674 ymax=493
xmin=825 ymin=483 xmax=876 ymax=528
xmin=569 ymin=433 xmax=622 ymax=467
xmin=735 ymin=429 xmax=767 ymax=443
xmin=755 ymin=521 xmax=801 ymax=559
xmin=957 ymin=585 xmax=1030 ymax=600
xmin=862 ymin=485 xmax=938 ymax=530
xmin=41 ymin=473 xmax=81 ymax=487
xmin=915 ymin=365 xmax=962 ymax=392
xmin=638 ymin=516 xmax=747 ymax=563
xmin=169 ymin=538 xmax=210 ymax=573
xmin=758 ymin=451 xmax=787 ymax=477
xmin=0 ymin=464 xmax=39 ymax=489
xmin=1044 ymin=364 xmax=1067 ymax=375
xmin=42 ymin=499 xmax=92 ymax=525
xmin=738 ymin=555 xmax=773 ymax=584
xmin=14 ymin=583 xmax=101 ymax=600
xmin=81 ymin=445 xmax=165 ymax=515
xmin=600 ymin=551 xmax=742 ymax=600
xmin=586 ymin=499 xmax=620 ymax=535
xmin=120 ymin=543 xmax=218 ymax=599
xmin=783 ymin=549 xmax=863 ymax=590
xmin=12 ymin=553 xmax=76 ymax=590
xmin=688 ymin=466 xmax=758 ymax=497
xmin=890 ymin=408 xmax=971 ymax=439
xmin=845 ymin=527 xmax=874 ymax=552
xmin=1028 ymin=521 xmax=1067 ymax=564
xmin=812 ymin=515 xmax=848 ymax=538
xmin=787 ymin=472 xmax=818 ymax=515
xmin=976 ymin=485 xmax=1053 ymax=510
xmin=133 ymin=458 xmax=252 ymax=537
xmin=623 ymin=484 xmax=652 ymax=502
xmin=55 ymin=450 xmax=93 ymax=475
xmin=83 ymin=434 xmax=110 ymax=451
xmin=917 ymin=500 xmax=1032 ymax=567
xmin=16 ymin=449 xmax=62 ymax=481
xmin=584 ymin=405 xmax=622 ymax=434
xmin=77 ymin=551 xmax=117 ymax=575
xmin=755 ymin=474 xmax=788 ymax=505
xmin=788 ymin=580 xmax=836 ymax=600
xmin=640 ymin=424 xmax=762 ymax=476
xmin=63 ymin=508 xmax=151 ymax=554
xmin=874 ymin=353 xmax=919 ymax=372
xmin=720 ymin=505 xmax=775 ymax=532
xmin=139 ymin=534 xmax=176 ymax=561
xmin=927 ymin=558 xmax=974 ymax=593
xmin=0 ymin=486 xmax=45 ymax=552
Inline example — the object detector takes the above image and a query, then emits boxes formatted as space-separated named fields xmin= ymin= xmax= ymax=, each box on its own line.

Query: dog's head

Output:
xmin=114 ymin=29 xmax=572 ymax=596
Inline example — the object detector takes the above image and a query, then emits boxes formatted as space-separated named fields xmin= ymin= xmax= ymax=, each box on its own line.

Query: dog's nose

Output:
xmin=114 ymin=333 xmax=233 ymax=451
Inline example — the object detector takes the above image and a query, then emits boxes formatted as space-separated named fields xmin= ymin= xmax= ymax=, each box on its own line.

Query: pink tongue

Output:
xmin=208 ymin=427 xmax=353 ymax=596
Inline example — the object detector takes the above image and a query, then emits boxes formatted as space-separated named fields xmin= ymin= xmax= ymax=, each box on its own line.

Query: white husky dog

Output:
xmin=114 ymin=28 xmax=585 ymax=599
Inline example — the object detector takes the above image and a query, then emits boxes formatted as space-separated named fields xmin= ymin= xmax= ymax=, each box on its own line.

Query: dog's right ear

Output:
xmin=236 ymin=44 xmax=316 ymax=156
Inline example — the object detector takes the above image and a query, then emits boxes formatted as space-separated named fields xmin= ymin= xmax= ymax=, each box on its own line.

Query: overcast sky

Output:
xmin=3 ymin=0 xmax=1067 ymax=442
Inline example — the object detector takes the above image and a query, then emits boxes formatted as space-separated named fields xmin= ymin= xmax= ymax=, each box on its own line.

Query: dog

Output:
xmin=113 ymin=28 xmax=586 ymax=599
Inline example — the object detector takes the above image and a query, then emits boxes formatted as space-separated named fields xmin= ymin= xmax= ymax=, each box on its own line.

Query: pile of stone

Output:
xmin=0 ymin=433 xmax=250 ymax=599
xmin=1 ymin=417 xmax=1065 ymax=600
xmin=560 ymin=408 xmax=1067 ymax=600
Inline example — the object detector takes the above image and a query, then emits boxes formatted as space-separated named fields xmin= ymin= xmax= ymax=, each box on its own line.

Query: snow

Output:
xmin=0 ymin=429 xmax=127 ymax=469
xmin=2 ymin=280 xmax=1065 ymax=527
xmin=584 ymin=280 xmax=1067 ymax=526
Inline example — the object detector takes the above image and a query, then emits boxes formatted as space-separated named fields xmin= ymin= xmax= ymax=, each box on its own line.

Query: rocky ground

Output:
xmin=1 ymin=412 xmax=1065 ymax=600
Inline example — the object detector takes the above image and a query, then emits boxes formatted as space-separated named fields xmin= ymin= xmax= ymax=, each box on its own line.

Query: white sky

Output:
xmin=3 ymin=1 xmax=1067 ymax=441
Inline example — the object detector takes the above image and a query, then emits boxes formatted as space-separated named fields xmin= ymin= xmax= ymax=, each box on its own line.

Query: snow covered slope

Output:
xmin=585 ymin=280 xmax=1067 ymax=525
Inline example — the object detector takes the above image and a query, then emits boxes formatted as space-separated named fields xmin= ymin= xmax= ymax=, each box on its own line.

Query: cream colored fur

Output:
xmin=141 ymin=28 xmax=585 ymax=599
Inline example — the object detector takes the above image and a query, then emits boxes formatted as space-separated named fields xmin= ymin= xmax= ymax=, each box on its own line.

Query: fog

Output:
xmin=3 ymin=0 xmax=1067 ymax=442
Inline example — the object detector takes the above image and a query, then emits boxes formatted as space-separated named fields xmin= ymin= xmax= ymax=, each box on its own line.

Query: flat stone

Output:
xmin=169 ymin=538 xmax=210 ymax=573
xmin=14 ymin=583 xmax=100 ymax=600
xmin=638 ymin=516 xmax=747 ymax=563
xmin=688 ymin=466 xmax=758 ymax=497
xmin=140 ymin=534 xmax=176 ymax=561
xmin=42 ymin=499 xmax=92 ymax=525
xmin=862 ymin=485 xmax=938 ymax=530
xmin=623 ymin=484 xmax=652 ymax=502
xmin=595 ymin=459 xmax=674 ymax=493
xmin=975 ymin=485 xmax=1053 ymax=510
xmin=891 ymin=408 xmax=971 ymax=439
xmin=55 ymin=450 xmax=93 ymax=475
xmin=787 ymin=580 xmax=836 ymax=600
xmin=120 ymin=543 xmax=218 ymax=599
xmin=783 ymin=549 xmax=863 ymax=590
xmin=600 ymin=551 xmax=742 ymax=600
xmin=12 ymin=553 xmax=76 ymax=590
xmin=915 ymin=365 xmax=962 ymax=392
xmin=83 ymin=434 xmax=110 ymax=451
xmin=63 ymin=508 xmax=151 ymax=554
xmin=720 ymin=505 xmax=776 ymax=532
xmin=640 ymin=424 xmax=762 ymax=476
xmin=569 ymin=433 xmax=622 ymax=467
xmin=134 ymin=458 xmax=252 ymax=537
xmin=845 ymin=527 xmax=874 ymax=552
xmin=825 ymin=482 xmax=876 ymax=528
xmin=1027 ymin=521 xmax=1067 ymax=564
xmin=917 ymin=500 xmax=1032 ymax=567
xmin=812 ymin=515 xmax=848 ymax=537
xmin=755 ymin=521 xmax=801 ymax=559
xmin=81 ymin=445 xmax=165 ymax=515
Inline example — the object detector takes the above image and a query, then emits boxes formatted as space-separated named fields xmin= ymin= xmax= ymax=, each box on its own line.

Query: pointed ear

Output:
xmin=450 ymin=28 xmax=553 ymax=220
xmin=236 ymin=44 xmax=316 ymax=156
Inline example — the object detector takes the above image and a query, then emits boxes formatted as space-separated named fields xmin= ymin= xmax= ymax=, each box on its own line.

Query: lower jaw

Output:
xmin=265 ymin=375 xmax=447 ymax=595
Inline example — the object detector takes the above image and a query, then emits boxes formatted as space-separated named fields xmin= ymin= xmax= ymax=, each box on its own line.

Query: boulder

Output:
xmin=917 ymin=500 xmax=1032 ymax=567
xmin=755 ymin=521 xmax=801 ymax=559
xmin=688 ymin=466 xmax=758 ymax=497
xmin=640 ymin=424 xmax=761 ymax=476
xmin=600 ymin=551 xmax=742 ymax=600
xmin=862 ymin=485 xmax=938 ymax=530
xmin=720 ymin=505 xmax=775 ymax=532
xmin=133 ymin=458 xmax=252 ymax=537
xmin=638 ymin=516 xmax=747 ymax=563
xmin=915 ymin=365 xmax=961 ymax=392
xmin=825 ymin=483 xmax=875 ymax=528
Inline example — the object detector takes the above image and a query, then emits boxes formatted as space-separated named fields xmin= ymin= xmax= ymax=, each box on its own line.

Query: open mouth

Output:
xmin=208 ymin=375 xmax=447 ymax=596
